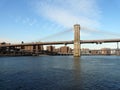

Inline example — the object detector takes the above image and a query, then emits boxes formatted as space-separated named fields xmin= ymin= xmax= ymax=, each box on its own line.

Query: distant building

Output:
xmin=111 ymin=49 xmax=116 ymax=55
xmin=54 ymin=48 xmax=60 ymax=53
xmin=59 ymin=46 xmax=72 ymax=54
xmin=90 ymin=50 xmax=101 ymax=55
xmin=81 ymin=48 xmax=90 ymax=55
xmin=46 ymin=46 xmax=55 ymax=52
xmin=21 ymin=45 xmax=44 ymax=52
xmin=101 ymin=48 xmax=111 ymax=55
xmin=24 ymin=46 xmax=33 ymax=52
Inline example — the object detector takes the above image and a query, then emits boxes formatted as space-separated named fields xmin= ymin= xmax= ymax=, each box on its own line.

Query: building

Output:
xmin=59 ymin=46 xmax=72 ymax=54
xmin=111 ymin=49 xmax=116 ymax=55
xmin=21 ymin=45 xmax=44 ymax=52
xmin=81 ymin=48 xmax=90 ymax=55
xmin=54 ymin=48 xmax=60 ymax=53
xmin=101 ymin=48 xmax=111 ymax=55
xmin=46 ymin=46 xmax=55 ymax=52
xmin=90 ymin=50 xmax=101 ymax=55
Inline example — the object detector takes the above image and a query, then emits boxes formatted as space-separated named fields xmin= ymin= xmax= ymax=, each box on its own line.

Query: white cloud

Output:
xmin=23 ymin=18 xmax=37 ymax=26
xmin=33 ymin=0 xmax=101 ymax=28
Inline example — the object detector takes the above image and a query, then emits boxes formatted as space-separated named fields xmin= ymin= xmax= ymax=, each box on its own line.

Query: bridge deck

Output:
xmin=0 ymin=39 xmax=120 ymax=47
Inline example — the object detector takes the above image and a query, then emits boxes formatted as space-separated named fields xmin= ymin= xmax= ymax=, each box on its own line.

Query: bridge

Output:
xmin=1 ymin=39 xmax=120 ymax=46
xmin=0 ymin=24 xmax=120 ymax=57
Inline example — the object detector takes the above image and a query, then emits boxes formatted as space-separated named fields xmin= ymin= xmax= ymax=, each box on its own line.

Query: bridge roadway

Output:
xmin=0 ymin=39 xmax=120 ymax=47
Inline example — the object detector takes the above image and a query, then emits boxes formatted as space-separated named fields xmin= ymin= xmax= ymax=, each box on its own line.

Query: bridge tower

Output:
xmin=74 ymin=24 xmax=80 ymax=57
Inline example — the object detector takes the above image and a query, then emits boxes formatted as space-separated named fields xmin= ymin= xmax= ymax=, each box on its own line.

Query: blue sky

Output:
xmin=0 ymin=0 xmax=120 ymax=49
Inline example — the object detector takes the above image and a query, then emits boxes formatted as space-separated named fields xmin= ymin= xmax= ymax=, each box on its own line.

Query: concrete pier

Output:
xmin=74 ymin=24 xmax=80 ymax=57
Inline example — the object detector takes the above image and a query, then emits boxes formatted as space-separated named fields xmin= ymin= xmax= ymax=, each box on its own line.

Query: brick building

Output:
xmin=21 ymin=45 xmax=44 ymax=52
xmin=46 ymin=46 xmax=55 ymax=52
xmin=59 ymin=46 xmax=72 ymax=54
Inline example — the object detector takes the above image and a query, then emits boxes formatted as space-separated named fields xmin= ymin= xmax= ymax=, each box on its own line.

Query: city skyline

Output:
xmin=0 ymin=0 xmax=120 ymax=49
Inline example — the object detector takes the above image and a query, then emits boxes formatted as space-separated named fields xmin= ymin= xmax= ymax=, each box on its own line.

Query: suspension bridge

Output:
xmin=0 ymin=24 xmax=120 ymax=57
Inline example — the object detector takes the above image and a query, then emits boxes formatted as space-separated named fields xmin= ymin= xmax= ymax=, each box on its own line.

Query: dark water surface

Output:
xmin=0 ymin=56 xmax=120 ymax=90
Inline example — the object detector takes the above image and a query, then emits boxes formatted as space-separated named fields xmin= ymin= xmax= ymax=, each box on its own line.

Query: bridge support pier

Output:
xmin=116 ymin=42 xmax=119 ymax=55
xmin=74 ymin=24 xmax=80 ymax=57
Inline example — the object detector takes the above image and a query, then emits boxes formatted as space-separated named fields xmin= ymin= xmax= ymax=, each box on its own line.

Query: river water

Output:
xmin=0 ymin=56 xmax=120 ymax=90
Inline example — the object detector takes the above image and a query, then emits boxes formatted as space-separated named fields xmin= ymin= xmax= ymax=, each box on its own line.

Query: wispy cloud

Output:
xmin=33 ymin=0 xmax=101 ymax=28
xmin=15 ymin=16 xmax=37 ymax=26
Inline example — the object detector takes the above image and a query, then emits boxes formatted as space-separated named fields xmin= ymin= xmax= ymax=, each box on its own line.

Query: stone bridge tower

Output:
xmin=74 ymin=24 xmax=80 ymax=57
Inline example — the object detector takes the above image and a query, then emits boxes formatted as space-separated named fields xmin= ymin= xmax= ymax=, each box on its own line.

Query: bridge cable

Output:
xmin=81 ymin=26 xmax=120 ymax=37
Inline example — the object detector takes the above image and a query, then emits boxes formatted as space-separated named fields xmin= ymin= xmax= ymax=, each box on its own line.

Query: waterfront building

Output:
xmin=81 ymin=48 xmax=90 ymax=55
xmin=59 ymin=46 xmax=72 ymax=54
xmin=90 ymin=50 xmax=101 ymax=55
xmin=46 ymin=46 xmax=55 ymax=52
xmin=101 ymin=48 xmax=111 ymax=55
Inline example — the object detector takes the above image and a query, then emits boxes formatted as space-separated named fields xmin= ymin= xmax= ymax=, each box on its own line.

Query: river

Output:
xmin=0 ymin=56 xmax=120 ymax=90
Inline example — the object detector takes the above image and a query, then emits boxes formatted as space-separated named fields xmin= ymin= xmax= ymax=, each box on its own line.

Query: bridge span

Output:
xmin=0 ymin=39 xmax=120 ymax=47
